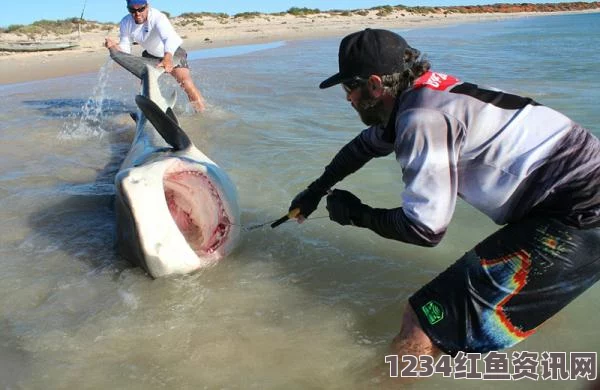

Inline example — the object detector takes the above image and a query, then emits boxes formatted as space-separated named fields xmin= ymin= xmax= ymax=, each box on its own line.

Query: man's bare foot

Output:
xmin=190 ymin=99 xmax=205 ymax=113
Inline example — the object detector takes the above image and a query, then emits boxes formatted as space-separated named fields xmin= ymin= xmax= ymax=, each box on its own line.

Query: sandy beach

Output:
xmin=0 ymin=7 xmax=598 ymax=85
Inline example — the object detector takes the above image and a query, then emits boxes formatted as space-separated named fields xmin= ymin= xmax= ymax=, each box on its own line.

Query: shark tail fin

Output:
xmin=135 ymin=95 xmax=191 ymax=151
xmin=109 ymin=48 xmax=164 ymax=80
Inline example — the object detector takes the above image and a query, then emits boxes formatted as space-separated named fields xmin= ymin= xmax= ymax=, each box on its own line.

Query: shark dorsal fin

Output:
xmin=135 ymin=95 xmax=191 ymax=151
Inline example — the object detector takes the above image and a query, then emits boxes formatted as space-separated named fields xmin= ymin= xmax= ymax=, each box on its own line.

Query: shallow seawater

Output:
xmin=0 ymin=13 xmax=598 ymax=389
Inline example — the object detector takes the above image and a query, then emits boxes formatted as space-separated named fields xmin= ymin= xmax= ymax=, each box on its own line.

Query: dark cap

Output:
xmin=127 ymin=0 xmax=147 ymax=6
xmin=320 ymin=29 xmax=410 ymax=89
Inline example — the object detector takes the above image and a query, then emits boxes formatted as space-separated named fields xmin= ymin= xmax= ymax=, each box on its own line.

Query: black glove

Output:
xmin=288 ymin=135 xmax=376 ymax=220
xmin=326 ymin=189 xmax=369 ymax=226
xmin=289 ymin=184 xmax=327 ymax=218
xmin=327 ymin=190 xmax=444 ymax=246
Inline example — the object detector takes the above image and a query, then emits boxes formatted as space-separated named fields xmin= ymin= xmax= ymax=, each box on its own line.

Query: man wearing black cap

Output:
xmin=287 ymin=28 xmax=600 ymax=362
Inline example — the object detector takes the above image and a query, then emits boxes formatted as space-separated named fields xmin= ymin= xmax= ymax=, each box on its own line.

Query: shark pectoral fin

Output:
xmin=135 ymin=95 xmax=192 ymax=151
xmin=129 ymin=112 xmax=139 ymax=123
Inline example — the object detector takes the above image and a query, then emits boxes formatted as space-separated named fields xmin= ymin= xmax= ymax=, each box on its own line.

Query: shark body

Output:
xmin=110 ymin=49 xmax=241 ymax=278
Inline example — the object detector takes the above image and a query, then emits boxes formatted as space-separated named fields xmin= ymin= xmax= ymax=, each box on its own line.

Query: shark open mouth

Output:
xmin=163 ymin=164 xmax=231 ymax=256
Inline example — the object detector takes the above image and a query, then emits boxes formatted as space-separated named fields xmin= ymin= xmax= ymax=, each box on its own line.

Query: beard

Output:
xmin=354 ymin=86 xmax=386 ymax=126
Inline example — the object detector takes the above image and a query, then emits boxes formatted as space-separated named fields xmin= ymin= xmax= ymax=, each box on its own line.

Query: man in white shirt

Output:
xmin=105 ymin=0 xmax=205 ymax=112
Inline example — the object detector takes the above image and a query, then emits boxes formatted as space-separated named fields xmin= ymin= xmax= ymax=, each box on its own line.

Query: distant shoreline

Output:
xmin=0 ymin=6 xmax=598 ymax=85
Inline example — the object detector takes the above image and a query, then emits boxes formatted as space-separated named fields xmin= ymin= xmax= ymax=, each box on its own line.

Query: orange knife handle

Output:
xmin=288 ymin=208 xmax=300 ymax=219
xmin=270 ymin=208 xmax=300 ymax=229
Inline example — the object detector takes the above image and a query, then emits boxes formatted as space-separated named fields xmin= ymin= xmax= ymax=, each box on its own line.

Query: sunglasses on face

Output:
xmin=342 ymin=77 xmax=368 ymax=93
xmin=128 ymin=5 xmax=147 ymax=14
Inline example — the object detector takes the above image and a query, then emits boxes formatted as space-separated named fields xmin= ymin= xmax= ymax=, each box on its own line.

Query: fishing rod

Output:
xmin=78 ymin=0 xmax=87 ymax=40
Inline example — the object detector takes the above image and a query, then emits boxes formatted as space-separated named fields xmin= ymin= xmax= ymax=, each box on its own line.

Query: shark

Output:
xmin=109 ymin=48 xmax=241 ymax=278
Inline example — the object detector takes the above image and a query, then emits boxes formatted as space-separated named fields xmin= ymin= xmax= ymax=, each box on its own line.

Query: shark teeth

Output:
xmin=163 ymin=167 xmax=231 ymax=257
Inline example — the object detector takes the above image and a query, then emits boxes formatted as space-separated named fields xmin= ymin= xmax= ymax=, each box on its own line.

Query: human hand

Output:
xmin=157 ymin=60 xmax=174 ymax=73
xmin=326 ymin=189 xmax=363 ymax=226
xmin=104 ymin=37 xmax=118 ymax=50
xmin=158 ymin=54 xmax=174 ymax=73
xmin=289 ymin=187 xmax=325 ymax=221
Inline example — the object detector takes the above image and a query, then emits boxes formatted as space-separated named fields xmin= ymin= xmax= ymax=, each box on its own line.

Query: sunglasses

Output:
xmin=128 ymin=5 xmax=147 ymax=14
xmin=342 ymin=77 xmax=368 ymax=93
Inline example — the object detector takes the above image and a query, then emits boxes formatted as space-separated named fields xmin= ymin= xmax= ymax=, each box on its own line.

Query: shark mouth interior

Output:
xmin=163 ymin=164 xmax=231 ymax=255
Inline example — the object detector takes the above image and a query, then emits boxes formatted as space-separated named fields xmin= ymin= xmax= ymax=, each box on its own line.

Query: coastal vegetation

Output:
xmin=1 ymin=18 xmax=112 ymax=39
xmin=1 ymin=2 xmax=599 ymax=39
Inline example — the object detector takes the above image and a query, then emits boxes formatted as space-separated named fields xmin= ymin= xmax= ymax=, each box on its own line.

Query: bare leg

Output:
xmin=392 ymin=303 xmax=441 ymax=357
xmin=379 ymin=303 xmax=443 ymax=384
xmin=171 ymin=67 xmax=205 ymax=112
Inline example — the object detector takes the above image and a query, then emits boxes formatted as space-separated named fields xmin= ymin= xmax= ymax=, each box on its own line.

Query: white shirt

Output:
xmin=118 ymin=8 xmax=183 ymax=58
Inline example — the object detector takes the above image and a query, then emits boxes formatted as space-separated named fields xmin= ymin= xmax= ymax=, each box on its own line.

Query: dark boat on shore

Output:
xmin=0 ymin=40 xmax=79 ymax=52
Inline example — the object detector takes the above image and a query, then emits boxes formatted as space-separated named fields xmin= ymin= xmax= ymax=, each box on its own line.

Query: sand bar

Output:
xmin=0 ymin=8 xmax=598 ymax=85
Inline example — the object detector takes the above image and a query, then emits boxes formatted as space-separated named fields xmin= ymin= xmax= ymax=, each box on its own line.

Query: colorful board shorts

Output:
xmin=141 ymin=47 xmax=190 ymax=69
xmin=409 ymin=217 xmax=600 ymax=356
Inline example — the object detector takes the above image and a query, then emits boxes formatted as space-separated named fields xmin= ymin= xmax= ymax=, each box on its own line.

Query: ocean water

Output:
xmin=0 ymin=13 xmax=599 ymax=389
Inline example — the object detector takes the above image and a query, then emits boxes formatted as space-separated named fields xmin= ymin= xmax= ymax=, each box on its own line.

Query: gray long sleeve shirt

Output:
xmin=331 ymin=71 xmax=600 ymax=245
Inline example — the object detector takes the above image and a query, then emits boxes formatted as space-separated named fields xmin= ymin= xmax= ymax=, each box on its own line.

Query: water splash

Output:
xmin=59 ymin=58 xmax=114 ymax=140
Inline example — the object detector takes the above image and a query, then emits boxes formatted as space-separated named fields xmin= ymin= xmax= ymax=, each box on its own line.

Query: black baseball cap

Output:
xmin=320 ymin=28 xmax=410 ymax=89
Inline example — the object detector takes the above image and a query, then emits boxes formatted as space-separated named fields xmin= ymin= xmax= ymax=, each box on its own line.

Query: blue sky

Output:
xmin=0 ymin=0 xmax=584 ymax=27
